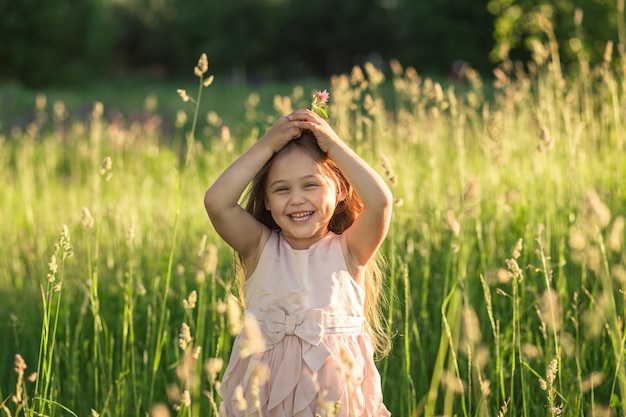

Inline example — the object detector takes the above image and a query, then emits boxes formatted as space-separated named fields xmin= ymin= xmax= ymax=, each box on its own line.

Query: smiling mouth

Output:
xmin=289 ymin=211 xmax=313 ymax=222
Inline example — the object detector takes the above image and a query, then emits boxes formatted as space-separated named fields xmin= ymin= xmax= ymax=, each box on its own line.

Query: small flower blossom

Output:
xmin=311 ymin=90 xmax=330 ymax=118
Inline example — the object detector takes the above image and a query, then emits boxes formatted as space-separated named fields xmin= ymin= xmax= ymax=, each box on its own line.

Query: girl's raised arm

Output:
xmin=288 ymin=109 xmax=393 ymax=268
xmin=204 ymin=116 xmax=301 ymax=260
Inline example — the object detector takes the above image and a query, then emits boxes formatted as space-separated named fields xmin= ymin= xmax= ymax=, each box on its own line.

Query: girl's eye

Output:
xmin=304 ymin=183 xmax=317 ymax=188
xmin=275 ymin=187 xmax=288 ymax=192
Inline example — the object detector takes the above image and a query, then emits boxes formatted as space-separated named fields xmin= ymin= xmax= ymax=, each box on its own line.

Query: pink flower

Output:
xmin=313 ymin=90 xmax=329 ymax=105
xmin=311 ymin=90 xmax=330 ymax=118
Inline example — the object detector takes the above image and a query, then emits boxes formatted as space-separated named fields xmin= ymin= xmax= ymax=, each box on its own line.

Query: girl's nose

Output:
xmin=289 ymin=190 xmax=305 ymax=205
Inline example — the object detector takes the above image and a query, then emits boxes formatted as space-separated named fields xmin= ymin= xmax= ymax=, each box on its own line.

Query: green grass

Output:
xmin=1 ymin=47 xmax=626 ymax=417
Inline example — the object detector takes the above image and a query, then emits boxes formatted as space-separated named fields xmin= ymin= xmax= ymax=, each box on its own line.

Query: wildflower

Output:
xmin=311 ymin=90 xmax=330 ymax=118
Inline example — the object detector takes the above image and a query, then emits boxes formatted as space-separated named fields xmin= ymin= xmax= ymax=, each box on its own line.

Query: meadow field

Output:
xmin=1 ymin=44 xmax=625 ymax=417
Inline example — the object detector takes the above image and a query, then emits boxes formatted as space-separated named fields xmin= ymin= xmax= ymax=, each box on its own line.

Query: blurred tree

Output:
xmin=391 ymin=0 xmax=495 ymax=75
xmin=277 ymin=0 xmax=395 ymax=78
xmin=106 ymin=0 xmax=178 ymax=76
xmin=2 ymin=0 xmax=620 ymax=86
xmin=488 ymin=0 xmax=621 ymax=67
xmin=0 ymin=0 xmax=110 ymax=86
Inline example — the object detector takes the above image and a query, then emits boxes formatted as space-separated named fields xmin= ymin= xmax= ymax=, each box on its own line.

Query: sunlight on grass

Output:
xmin=1 ymin=29 xmax=626 ymax=417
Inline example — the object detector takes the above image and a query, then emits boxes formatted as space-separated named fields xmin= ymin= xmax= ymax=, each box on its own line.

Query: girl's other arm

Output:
xmin=204 ymin=116 xmax=301 ymax=258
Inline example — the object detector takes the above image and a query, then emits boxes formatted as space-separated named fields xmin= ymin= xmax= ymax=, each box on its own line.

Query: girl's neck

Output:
xmin=280 ymin=229 xmax=332 ymax=250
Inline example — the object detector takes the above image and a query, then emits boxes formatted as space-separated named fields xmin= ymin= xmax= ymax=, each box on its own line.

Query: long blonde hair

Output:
xmin=237 ymin=132 xmax=392 ymax=358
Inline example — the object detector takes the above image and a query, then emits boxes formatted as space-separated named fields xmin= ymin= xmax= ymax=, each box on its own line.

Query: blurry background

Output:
xmin=0 ymin=0 xmax=620 ymax=88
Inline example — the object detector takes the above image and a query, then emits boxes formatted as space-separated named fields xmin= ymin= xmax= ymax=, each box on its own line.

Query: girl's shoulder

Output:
xmin=242 ymin=227 xmax=274 ymax=279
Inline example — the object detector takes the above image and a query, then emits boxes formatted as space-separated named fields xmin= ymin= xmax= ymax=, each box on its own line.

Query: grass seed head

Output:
xmin=204 ymin=357 xmax=224 ymax=384
xmin=538 ymin=289 xmax=562 ymax=332
xmin=238 ymin=315 xmax=264 ymax=358
xmin=234 ymin=385 xmax=247 ymax=411
xmin=150 ymin=403 xmax=171 ymax=417
xmin=196 ymin=53 xmax=208 ymax=75
xmin=581 ymin=371 xmax=604 ymax=393
xmin=81 ymin=207 xmax=95 ymax=228
xmin=608 ymin=216 xmax=624 ymax=252
xmin=178 ymin=323 xmax=192 ymax=351
xmin=440 ymin=370 xmax=466 ymax=394
xmin=183 ymin=290 xmax=197 ymax=310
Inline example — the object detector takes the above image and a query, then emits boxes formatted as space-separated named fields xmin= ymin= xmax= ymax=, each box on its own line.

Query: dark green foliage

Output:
xmin=489 ymin=0 xmax=621 ymax=66
xmin=0 ymin=0 xmax=623 ymax=86
xmin=392 ymin=0 xmax=495 ymax=74
xmin=0 ymin=0 xmax=111 ymax=87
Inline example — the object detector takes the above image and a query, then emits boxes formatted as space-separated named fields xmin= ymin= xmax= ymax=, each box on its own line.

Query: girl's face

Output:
xmin=264 ymin=147 xmax=345 ymax=249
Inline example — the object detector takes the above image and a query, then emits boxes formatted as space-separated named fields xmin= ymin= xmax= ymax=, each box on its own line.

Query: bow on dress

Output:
xmin=260 ymin=309 xmax=331 ymax=370
xmin=236 ymin=309 xmax=332 ymax=412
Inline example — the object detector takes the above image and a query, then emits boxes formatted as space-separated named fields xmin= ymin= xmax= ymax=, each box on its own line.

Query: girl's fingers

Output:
xmin=287 ymin=109 xmax=319 ymax=121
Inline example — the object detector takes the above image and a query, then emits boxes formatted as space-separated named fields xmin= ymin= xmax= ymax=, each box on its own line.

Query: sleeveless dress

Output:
xmin=218 ymin=231 xmax=391 ymax=417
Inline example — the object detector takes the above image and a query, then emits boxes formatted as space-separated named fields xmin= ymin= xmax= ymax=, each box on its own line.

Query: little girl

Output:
xmin=204 ymin=108 xmax=392 ymax=416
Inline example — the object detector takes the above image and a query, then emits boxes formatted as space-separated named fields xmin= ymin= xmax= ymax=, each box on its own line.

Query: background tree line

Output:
xmin=0 ymin=0 xmax=622 ymax=87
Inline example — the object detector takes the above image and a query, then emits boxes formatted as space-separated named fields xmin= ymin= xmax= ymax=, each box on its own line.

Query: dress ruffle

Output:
xmin=218 ymin=314 xmax=390 ymax=417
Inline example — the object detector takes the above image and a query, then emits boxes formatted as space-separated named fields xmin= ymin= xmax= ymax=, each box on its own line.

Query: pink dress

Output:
xmin=218 ymin=231 xmax=390 ymax=417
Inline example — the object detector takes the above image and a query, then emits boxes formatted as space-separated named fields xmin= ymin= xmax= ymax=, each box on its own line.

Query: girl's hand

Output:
xmin=259 ymin=114 xmax=303 ymax=153
xmin=286 ymin=109 xmax=341 ymax=153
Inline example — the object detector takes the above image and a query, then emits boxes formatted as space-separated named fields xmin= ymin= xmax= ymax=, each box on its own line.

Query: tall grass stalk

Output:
xmin=149 ymin=54 xmax=214 ymax=409
xmin=33 ymin=225 xmax=73 ymax=416
xmin=596 ymin=231 xmax=626 ymax=416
